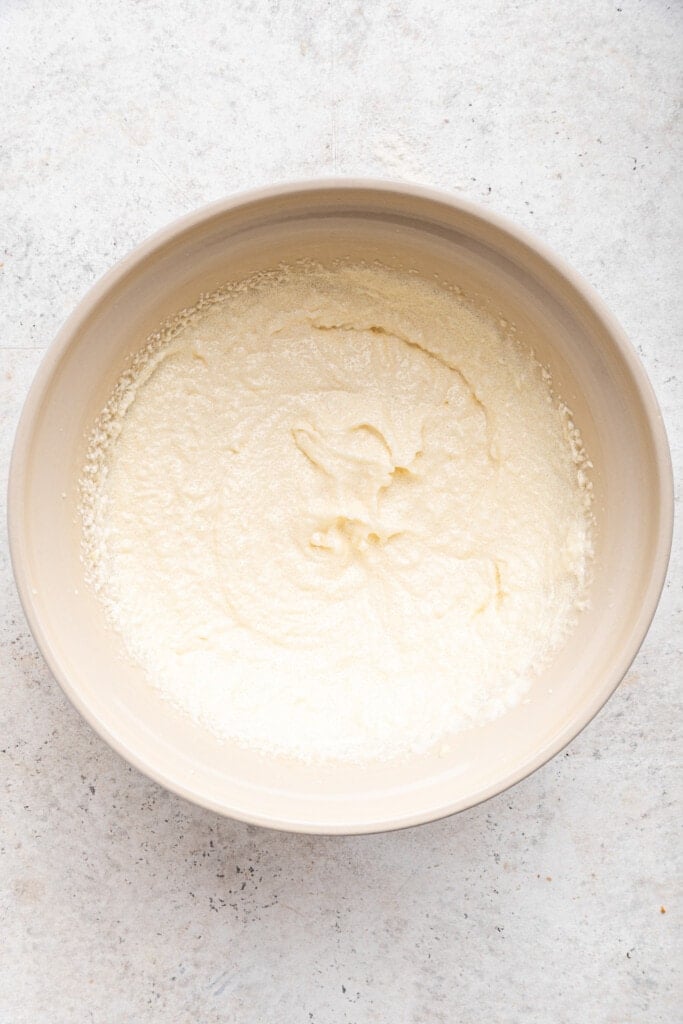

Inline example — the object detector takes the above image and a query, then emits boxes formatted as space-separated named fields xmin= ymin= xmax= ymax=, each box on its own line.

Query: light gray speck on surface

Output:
xmin=1 ymin=2 xmax=681 ymax=1022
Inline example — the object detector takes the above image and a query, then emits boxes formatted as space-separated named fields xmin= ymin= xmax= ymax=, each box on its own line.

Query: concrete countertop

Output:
xmin=1 ymin=2 xmax=680 ymax=1021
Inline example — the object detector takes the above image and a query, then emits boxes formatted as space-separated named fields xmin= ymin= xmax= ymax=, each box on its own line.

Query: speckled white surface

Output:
xmin=1 ymin=2 xmax=681 ymax=1021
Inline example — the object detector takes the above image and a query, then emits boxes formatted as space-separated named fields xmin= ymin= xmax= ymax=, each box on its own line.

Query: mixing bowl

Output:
xmin=8 ymin=180 xmax=673 ymax=834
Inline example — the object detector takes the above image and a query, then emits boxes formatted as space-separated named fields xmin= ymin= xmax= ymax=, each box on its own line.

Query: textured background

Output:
xmin=1 ymin=2 xmax=681 ymax=1021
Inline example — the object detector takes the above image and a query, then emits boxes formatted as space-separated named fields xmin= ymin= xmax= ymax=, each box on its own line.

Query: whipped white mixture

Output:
xmin=81 ymin=263 xmax=593 ymax=763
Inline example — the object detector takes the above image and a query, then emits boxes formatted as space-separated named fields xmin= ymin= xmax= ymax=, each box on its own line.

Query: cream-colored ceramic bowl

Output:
xmin=9 ymin=180 xmax=673 ymax=834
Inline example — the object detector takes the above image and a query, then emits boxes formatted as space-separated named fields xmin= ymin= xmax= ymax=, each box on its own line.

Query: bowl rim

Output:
xmin=8 ymin=177 xmax=674 ymax=834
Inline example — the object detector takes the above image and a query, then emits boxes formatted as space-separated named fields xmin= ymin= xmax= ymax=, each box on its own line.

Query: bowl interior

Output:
xmin=11 ymin=185 xmax=671 ymax=832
